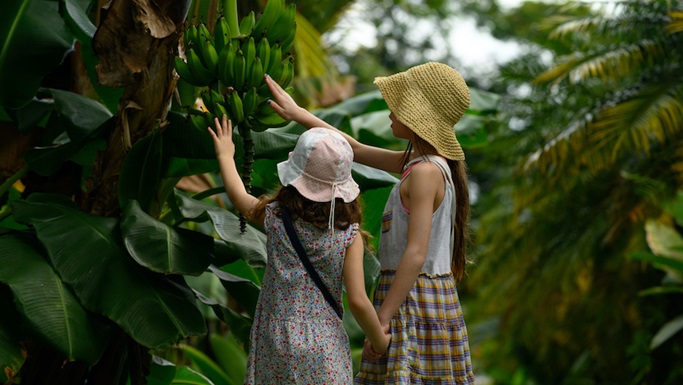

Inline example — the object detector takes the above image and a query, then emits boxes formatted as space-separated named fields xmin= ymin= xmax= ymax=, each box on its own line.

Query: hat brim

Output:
xmin=278 ymin=159 xmax=360 ymax=203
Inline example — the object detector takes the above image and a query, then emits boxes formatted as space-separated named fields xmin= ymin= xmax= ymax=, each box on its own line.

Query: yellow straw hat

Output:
xmin=374 ymin=62 xmax=470 ymax=160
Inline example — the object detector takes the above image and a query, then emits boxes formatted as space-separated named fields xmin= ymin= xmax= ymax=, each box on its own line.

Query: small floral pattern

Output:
xmin=244 ymin=202 xmax=359 ymax=385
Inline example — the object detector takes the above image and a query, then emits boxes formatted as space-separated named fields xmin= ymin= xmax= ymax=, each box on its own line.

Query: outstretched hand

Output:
xmin=207 ymin=114 xmax=235 ymax=160
xmin=264 ymin=74 xmax=302 ymax=121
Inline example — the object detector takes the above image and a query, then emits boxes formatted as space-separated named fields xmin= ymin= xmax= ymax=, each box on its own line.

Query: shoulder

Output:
xmin=407 ymin=161 xmax=443 ymax=190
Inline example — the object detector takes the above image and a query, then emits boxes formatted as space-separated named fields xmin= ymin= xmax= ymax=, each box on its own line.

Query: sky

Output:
xmin=324 ymin=0 xmax=526 ymax=77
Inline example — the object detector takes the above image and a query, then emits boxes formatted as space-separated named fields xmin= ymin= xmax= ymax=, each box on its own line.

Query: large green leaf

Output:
xmin=209 ymin=333 xmax=246 ymax=385
xmin=146 ymin=356 xmax=177 ymax=385
xmin=0 ymin=232 xmax=109 ymax=364
xmin=193 ymin=289 xmax=252 ymax=350
xmin=119 ymin=129 xmax=163 ymax=214
xmin=51 ymin=88 xmax=113 ymax=141
xmin=650 ymin=315 xmax=683 ymax=350
xmin=173 ymin=366 xmax=216 ymax=385
xmin=469 ymin=88 xmax=501 ymax=115
xmin=175 ymin=191 xmax=267 ymax=268
xmin=0 ymin=0 xmax=76 ymax=108
xmin=121 ymin=200 xmax=214 ymax=276
xmin=0 ymin=285 xmax=25 ymax=383
xmin=351 ymin=163 xmax=399 ymax=191
xmin=12 ymin=194 xmax=207 ymax=350
xmin=210 ymin=265 xmax=260 ymax=317
xmin=23 ymin=92 xmax=113 ymax=176
xmin=179 ymin=344 xmax=231 ymax=385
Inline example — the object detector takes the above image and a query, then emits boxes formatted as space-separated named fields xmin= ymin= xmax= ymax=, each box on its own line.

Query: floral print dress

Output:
xmin=244 ymin=202 xmax=359 ymax=385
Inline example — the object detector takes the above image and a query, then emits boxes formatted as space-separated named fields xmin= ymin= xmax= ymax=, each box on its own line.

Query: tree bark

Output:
xmin=84 ymin=0 xmax=191 ymax=216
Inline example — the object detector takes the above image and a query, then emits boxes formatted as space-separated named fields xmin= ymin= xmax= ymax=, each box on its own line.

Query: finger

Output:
xmin=225 ymin=115 xmax=232 ymax=137
xmin=213 ymin=117 xmax=222 ymax=136
xmin=267 ymin=100 xmax=283 ymax=114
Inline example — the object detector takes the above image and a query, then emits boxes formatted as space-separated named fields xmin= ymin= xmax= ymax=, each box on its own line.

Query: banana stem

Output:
xmin=224 ymin=0 xmax=240 ymax=38
xmin=238 ymin=124 xmax=253 ymax=234
xmin=0 ymin=166 xmax=28 ymax=199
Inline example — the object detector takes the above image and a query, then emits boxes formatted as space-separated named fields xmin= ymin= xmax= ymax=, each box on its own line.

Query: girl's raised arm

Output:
xmin=264 ymin=75 xmax=405 ymax=174
xmin=208 ymin=115 xmax=264 ymax=227
xmin=343 ymin=235 xmax=391 ymax=355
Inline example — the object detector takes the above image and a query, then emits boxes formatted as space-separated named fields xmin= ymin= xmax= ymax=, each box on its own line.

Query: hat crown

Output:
xmin=277 ymin=128 xmax=359 ymax=203
xmin=289 ymin=128 xmax=353 ymax=184
xmin=406 ymin=62 xmax=470 ymax=126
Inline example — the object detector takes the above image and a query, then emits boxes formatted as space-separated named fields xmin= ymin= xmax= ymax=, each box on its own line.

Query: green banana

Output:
xmin=279 ymin=20 xmax=297 ymax=53
xmin=214 ymin=17 xmax=230 ymax=52
xmin=214 ymin=102 xmax=230 ymax=121
xmin=186 ymin=48 xmax=214 ymax=85
xmin=248 ymin=56 xmax=264 ymax=89
xmin=253 ymin=102 xmax=289 ymax=129
xmin=188 ymin=113 xmax=208 ymax=131
xmin=266 ymin=3 xmax=296 ymax=44
xmin=278 ymin=56 xmax=294 ymax=88
xmin=218 ymin=41 xmax=237 ymax=86
xmin=227 ymin=89 xmax=245 ymax=123
xmin=201 ymin=38 xmax=219 ymax=75
xmin=239 ymin=11 xmax=256 ymax=37
xmin=252 ymin=0 xmax=283 ymax=39
xmin=233 ymin=50 xmax=246 ymax=90
xmin=256 ymin=37 xmax=271 ymax=73
xmin=183 ymin=24 xmax=198 ymax=50
xmin=267 ymin=43 xmax=282 ymax=75
xmin=242 ymin=87 xmax=258 ymax=117
xmin=242 ymin=37 xmax=256 ymax=84
xmin=175 ymin=57 xmax=203 ymax=87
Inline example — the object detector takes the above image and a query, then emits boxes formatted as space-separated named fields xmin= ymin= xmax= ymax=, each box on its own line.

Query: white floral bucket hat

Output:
xmin=277 ymin=127 xmax=359 ymax=228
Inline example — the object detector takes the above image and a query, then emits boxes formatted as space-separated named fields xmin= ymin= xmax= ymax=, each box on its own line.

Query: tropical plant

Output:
xmin=0 ymin=1 xmax=499 ymax=383
xmin=466 ymin=0 xmax=683 ymax=384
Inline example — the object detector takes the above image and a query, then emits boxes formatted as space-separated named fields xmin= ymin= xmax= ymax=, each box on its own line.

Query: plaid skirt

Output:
xmin=354 ymin=271 xmax=475 ymax=385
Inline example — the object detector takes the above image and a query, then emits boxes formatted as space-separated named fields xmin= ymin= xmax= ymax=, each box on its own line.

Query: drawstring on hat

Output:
xmin=328 ymin=182 xmax=338 ymax=235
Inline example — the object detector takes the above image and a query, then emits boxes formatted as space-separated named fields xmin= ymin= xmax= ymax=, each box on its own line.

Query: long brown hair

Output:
xmin=400 ymin=137 xmax=471 ymax=282
xmin=252 ymin=185 xmax=363 ymax=231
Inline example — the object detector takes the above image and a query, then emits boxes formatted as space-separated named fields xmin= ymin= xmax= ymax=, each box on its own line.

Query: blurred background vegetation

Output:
xmin=1 ymin=0 xmax=682 ymax=384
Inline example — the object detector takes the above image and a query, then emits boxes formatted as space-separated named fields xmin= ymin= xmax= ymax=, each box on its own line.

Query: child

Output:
xmin=263 ymin=62 xmax=476 ymax=384
xmin=208 ymin=115 xmax=392 ymax=384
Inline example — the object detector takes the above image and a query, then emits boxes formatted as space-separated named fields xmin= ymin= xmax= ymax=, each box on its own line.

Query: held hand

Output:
xmin=264 ymin=74 xmax=301 ymax=121
xmin=207 ymin=114 xmax=235 ymax=160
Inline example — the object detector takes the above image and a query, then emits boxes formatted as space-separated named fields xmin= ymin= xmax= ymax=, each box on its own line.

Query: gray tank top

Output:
xmin=378 ymin=155 xmax=455 ymax=275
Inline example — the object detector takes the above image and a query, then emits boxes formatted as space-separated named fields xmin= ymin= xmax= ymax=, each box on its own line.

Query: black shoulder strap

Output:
xmin=281 ymin=208 xmax=343 ymax=320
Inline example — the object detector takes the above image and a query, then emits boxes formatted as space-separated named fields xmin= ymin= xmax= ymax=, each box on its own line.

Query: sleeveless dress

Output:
xmin=355 ymin=155 xmax=475 ymax=385
xmin=244 ymin=202 xmax=359 ymax=385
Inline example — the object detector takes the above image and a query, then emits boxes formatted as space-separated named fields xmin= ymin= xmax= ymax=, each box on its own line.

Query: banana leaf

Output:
xmin=145 ymin=356 xmax=177 ymax=385
xmin=0 ymin=232 xmax=109 ymax=364
xmin=119 ymin=129 xmax=163 ymax=214
xmin=174 ymin=191 xmax=267 ymax=268
xmin=24 ymin=91 xmax=113 ymax=176
xmin=173 ymin=366 xmax=216 ymax=385
xmin=193 ymin=289 xmax=252 ymax=350
xmin=179 ymin=344 xmax=231 ymax=385
xmin=210 ymin=265 xmax=261 ymax=317
xmin=121 ymin=200 xmax=214 ymax=276
xmin=0 ymin=285 xmax=25 ymax=383
xmin=209 ymin=333 xmax=247 ymax=385
xmin=0 ymin=0 xmax=75 ymax=108
xmin=12 ymin=193 xmax=207 ymax=350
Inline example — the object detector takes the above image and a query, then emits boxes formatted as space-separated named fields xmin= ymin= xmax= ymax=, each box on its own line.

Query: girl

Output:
xmin=208 ymin=115 xmax=392 ymax=384
xmin=263 ymin=62 xmax=476 ymax=384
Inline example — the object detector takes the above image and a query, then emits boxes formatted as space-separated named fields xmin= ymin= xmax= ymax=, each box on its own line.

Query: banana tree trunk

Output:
xmin=84 ymin=0 xmax=191 ymax=217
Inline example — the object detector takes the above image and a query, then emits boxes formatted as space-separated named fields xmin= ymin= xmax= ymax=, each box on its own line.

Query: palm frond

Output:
xmin=666 ymin=10 xmax=683 ymax=34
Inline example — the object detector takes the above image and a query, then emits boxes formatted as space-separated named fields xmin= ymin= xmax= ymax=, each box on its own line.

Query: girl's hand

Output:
xmin=264 ymin=74 xmax=302 ymax=121
xmin=207 ymin=114 xmax=235 ymax=160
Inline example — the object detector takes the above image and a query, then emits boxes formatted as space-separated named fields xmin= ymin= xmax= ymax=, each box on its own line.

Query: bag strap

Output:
xmin=281 ymin=207 xmax=343 ymax=320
